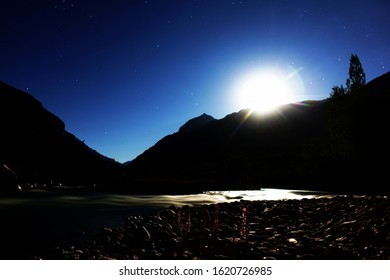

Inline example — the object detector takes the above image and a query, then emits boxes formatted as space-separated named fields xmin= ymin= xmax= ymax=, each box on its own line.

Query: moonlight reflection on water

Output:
xmin=0 ymin=188 xmax=330 ymax=208
xmin=0 ymin=188 xmax=332 ymax=258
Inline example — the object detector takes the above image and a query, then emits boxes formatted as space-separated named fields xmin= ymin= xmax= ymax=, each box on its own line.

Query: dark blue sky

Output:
xmin=2 ymin=0 xmax=389 ymax=162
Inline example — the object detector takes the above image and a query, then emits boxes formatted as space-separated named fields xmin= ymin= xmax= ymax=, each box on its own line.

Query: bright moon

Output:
xmin=233 ymin=68 xmax=302 ymax=115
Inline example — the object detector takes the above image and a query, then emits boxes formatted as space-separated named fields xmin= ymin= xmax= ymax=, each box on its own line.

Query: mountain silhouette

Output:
xmin=178 ymin=113 xmax=216 ymax=133
xmin=127 ymin=101 xmax=328 ymax=189
xmin=0 ymin=81 xmax=124 ymax=193
xmin=127 ymin=71 xmax=390 ymax=194
xmin=2 ymin=71 xmax=390 ymax=194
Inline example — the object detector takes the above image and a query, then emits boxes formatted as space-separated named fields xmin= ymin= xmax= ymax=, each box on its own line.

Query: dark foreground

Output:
xmin=51 ymin=195 xmax=389 ymax=260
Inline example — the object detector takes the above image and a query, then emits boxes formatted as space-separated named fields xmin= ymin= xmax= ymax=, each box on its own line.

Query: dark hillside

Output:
xmin=127 ymin=72 xmax=390 ymax=194
xmin=0 ymin=81 xmax=125 ymax=193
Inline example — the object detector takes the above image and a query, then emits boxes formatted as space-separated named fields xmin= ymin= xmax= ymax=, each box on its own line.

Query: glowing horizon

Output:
xmin=231 ymin=66 xmax=304 ymax=116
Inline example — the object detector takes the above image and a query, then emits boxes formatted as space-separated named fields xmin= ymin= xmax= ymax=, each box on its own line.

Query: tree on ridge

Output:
xmin=346 ymin=53 xmax=366 ymax=94
xmin=330 ymin=53 xmax=366 ymax=98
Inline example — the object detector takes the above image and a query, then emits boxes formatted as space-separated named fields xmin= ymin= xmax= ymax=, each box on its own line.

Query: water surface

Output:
xmin=0 ymin=188 xmax=331 ymax=258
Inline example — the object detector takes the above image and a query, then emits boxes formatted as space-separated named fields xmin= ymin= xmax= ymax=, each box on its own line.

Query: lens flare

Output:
xmin=232 ymin=66 xmax=304 ymax=115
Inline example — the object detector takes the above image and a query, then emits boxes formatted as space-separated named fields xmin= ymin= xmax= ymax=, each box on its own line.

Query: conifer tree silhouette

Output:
xmin=330 ymin=53 xmax=365 ymax=98
xmin=346 ymin=54 xmax=366 ymax=94
xmin=330 ymin=84 xmax=346 ymax=98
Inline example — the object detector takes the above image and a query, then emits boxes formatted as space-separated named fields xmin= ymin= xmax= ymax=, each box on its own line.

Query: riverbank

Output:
xmin=51 ymin=195 xmax=390 ymax=260
xmin=0 ymin=188 xmax=328 ymax=259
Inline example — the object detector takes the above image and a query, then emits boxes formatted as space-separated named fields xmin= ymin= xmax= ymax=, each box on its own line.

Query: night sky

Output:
xmin=1 ymin=0 xmax=389 ymax=163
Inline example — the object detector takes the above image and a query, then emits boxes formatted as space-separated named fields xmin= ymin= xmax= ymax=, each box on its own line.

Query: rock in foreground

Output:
xmin=52 ymin=195 xmax=390 ymax=260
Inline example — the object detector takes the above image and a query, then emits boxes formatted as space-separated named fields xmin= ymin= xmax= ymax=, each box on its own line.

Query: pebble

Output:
xmin=50 ymin=195 xmax=390 ymax=260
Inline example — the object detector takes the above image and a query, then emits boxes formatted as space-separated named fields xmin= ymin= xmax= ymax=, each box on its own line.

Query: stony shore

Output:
xmin=51 ymin=195 xmax=390 ymax=260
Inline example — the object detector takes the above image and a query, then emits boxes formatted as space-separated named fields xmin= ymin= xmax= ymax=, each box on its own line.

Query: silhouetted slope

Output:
xmin=0 ymin=81 xmax=124 ymax=192
xmin=178 ymin=113 xmax=216 ymax=133
xmin=128 ymin=100 xmax=328 ymax=186
xmin=128 ymin=72 xmax=390 ymax=193
xmin=322 ymin=71 xmax=390 ymax=192
xmin=2 ymin=70 xmax=389 ymax=194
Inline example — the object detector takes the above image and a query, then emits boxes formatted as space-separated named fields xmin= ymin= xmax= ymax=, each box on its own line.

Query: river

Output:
xmin=0 ymin=188 xmax=331 ymax=259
